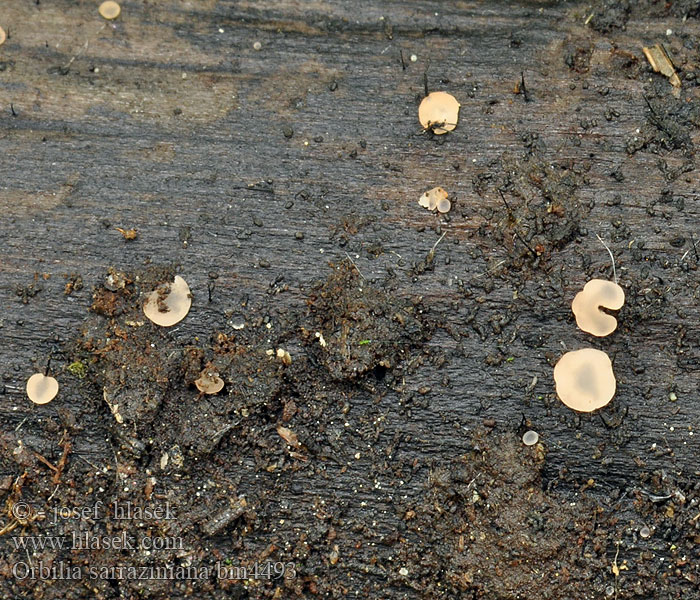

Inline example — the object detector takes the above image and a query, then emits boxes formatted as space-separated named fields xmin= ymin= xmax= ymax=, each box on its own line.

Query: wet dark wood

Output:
xmin=1 ymin=1 xmax=699 ymax=598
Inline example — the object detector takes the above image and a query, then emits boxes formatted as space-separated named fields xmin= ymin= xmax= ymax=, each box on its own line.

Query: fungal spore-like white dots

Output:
xmin=27 ymin=373 xmax=59 ymax=405
xmin=143 ymin=275 xmax=192 ymax=327
xmin=418 ymin=91 xmax=460 ymax=135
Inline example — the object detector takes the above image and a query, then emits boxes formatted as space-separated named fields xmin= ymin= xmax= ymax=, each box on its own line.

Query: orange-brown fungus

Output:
xmin=99 ymin=1 xmax=121 ymax=20
xmin=26 ymin=373 xmax=59 ymax=405
xmin=143 ymin=275 xmax=192 ymax=327
xmin=571 ymin=279 xmax=625 ymax=337
xmin=553 ymin=348 xmax=616 ymax=412
xmin=418 ymin=91 xmax=460 ymax=134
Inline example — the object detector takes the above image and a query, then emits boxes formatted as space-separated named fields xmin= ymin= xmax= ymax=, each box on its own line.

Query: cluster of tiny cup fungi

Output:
xmin=25 ymin=274 xmax=294 ymax=404
xmin=16 ymin=35 xmax=618 ymax=413
xmin=416 ymin=91 xmax=461 ymax=214
xmin=0 ymin=1 xmax=121 ymax=52
xmin=554 ymin=278 xmax=625 ymax=412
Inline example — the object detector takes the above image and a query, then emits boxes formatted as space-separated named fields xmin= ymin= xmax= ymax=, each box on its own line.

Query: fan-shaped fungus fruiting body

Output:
xmin=553 ymin=348 xmax=616 ymax=412
xmin=418 ymin=91 xmax=460 ymax=134
xmin=143 ymin=275 xmax=192 ymax=327
xmin=0 ymin=27 xmax=6 ymax=47
xmin=99 ymin=1 xmax=121 ymax=19
xmin=419 ymin=187 xmax=449 ymax=212
xmin=26 ymin=373 xmax=59 ymax=405
xmin=195 ymin=370 xmax=224 ymax=395
xmin=571 ymin=279 xmax=625 ymax=337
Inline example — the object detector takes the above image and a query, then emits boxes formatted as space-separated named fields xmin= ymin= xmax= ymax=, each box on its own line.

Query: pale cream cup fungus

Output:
xmin=143 ymin=275 xmax=192 ymax=327
xmin=419 ymin=187 xmax=448 ymax=211
xmin=553 ymin=348 xmax=616 ymax=412
xmin=0 ymin=27 xmax=6 ymax=47
xmin=436 ymin=197 xmax=451 ymax=214
xmin=26 ymin=373 xmax=59 ymax=405
xmin=195 ymin=369 xmax=224 ymax=395
xmin=418 ymin=91 xmax=460 ymax=135
xmin=572 ymin=279 xmax=625 ymax=337
xmin=99 ymin=1 xmax=121 ymax=20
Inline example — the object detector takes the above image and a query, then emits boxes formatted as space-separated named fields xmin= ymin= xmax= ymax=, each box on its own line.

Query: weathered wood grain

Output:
xmin=1 ymin=1 xmax=699 ymax=598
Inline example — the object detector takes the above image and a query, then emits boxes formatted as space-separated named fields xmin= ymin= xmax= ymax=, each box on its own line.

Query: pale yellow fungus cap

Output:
xmin=0 ymin=27 xmax=6 ymax=47
xmin=143 ymin=275 xmax=192 ymax=327
xmin=27 ymin=373 xmax=59 ymax=405
xmin=195 ymin=369 xmax=224 ymax=394
xmin=572 ymin=279 xmax=625 ymax=337
xmin=554 ymin=348 xmax=616 ymax=412
xmin=419 ymin=187 xmax=448 ymax=211
xmin=418 ymin=91 xmax=460 ymax=134
xmin=99 ymin=1 xmax=121 ymax=20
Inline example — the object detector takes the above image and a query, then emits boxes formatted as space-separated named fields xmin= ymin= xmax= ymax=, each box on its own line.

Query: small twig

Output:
xmin=690 ymin=232 xmax=699 ymax=261
xmin=498 ymin=190 xmax=537 ymax=257
xmin=63 ymin=23 xmax=105 ymax=70
xmin=344 ymin=253 xmax=365 ymax=280
xmin=427 ymin=232 xmax=446 ymax=261
xmin=596 ymin=234 xmax=617 ymax=284
xmin=52 ymin=434 xmax=71 ymax=485
xmin=34 ymin=452 xmax=58 ymax=473
xmin=520 ymin=71 xmax=530 ymax=102
xmin=46 ymin=485 xmax=60 ymax=503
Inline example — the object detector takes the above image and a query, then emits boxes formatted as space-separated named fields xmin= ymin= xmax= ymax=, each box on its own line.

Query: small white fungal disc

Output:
xmin=26 ymin=373 xmax=59 ymax=405
xmin=418 ymin=91 xmax=460 ymax=134
xmin=419 ymin=187 xmax=448 ymax=211
xmin=99 ymin=1 xmax=121 ymax=20
xmin=436 ymin=197 xmax=451 ymax=214
xmin=143 ymin=275 xmax=192 ymax=327
xmin=522 ymin=430 xmax=539 ymax=446
xmin=0 ymin=26 xmax=6 ymax=47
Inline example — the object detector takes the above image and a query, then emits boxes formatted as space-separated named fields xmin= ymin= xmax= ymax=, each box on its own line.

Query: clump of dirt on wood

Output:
xmin=0 ymin=262 xmax=435 ymax=599
xmin=473 ymin=144 xmax=588 ymax=268
xmin=303 ymin=261 xmax=428 ymax=380
xmin=626 ymin=86 xmax=700 ymax=156
xmin=394 ymin=433 xmax=612 ymax=598
xmin=589 ymin=0 xmax=700 ymax=32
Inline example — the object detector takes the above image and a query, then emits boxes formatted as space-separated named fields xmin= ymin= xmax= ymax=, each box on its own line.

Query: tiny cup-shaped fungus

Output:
xmin=522 ymin=430 xmax=539 ymax=446
xmin=418 ymin=91 xmax=460 ymax=134
xmin=26 ymin=373 xmax=59 ymax=405
xmin=553 ymin=348 xmax=616 ymax=412
xmin=0 ymin=27 xmax=6 ymax=47
xmin=195 ymin=369 xmax=224 ymax=395
xmin=571 ymin=279 xmax=625 ymax=337
xmin=143 ymin=275 xmax=192 ymax=327
xmin=419 ymin=187 xmax=449 ymax=212
xmin=99 ymin=1 xmax=121 ymax=20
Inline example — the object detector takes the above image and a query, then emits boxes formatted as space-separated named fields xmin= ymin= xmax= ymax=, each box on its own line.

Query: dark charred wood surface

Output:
xmin=1 ymin=1 xmax=699 ymax=599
